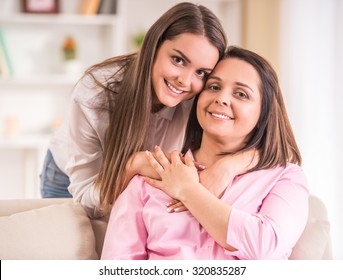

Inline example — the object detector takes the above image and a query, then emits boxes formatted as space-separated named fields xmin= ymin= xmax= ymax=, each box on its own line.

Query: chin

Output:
xmin=160 ymin=97 xmax=181 ymax=108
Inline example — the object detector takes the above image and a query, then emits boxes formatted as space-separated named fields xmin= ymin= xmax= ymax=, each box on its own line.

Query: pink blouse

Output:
xmin=101 ymin=163 xmax=309 ymax=260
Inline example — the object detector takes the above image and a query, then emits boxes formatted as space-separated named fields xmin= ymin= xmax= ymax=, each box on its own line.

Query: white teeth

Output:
xmin=166 ymin=81 xmax=183 ymax=94
xmin=211 ymin=113 xmax=232 ymax=120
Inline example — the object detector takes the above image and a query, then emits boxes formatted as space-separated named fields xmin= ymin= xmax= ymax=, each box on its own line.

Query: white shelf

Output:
xmin=0 ymin=134 xmax=51 ymax=149
xmin=0 ymin=13 xmax=118 ymax=26
xmin=0 ymin=9 xmax=125 ymax=86
xmin=0 ymin=74 xmax=81 ymax=87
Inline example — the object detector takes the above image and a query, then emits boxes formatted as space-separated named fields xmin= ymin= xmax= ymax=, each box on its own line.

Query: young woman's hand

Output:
xmin=200 ymin=149 xmax=259 ymax=198
xmin=124 ymin=151 xmax=161 ymax=186
xmin=143 ymin=146 xmax=200 ymax=202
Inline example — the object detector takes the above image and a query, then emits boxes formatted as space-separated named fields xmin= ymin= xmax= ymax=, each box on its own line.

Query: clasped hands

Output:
xmin=143 ymin=146 xmax=259 ymax=213
xmin=144 ymin=146 xmax=200 ymax=212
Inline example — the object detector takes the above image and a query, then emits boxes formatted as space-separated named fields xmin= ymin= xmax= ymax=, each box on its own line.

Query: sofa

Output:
xmin=0 ymin=195 xmax=332 ymax=260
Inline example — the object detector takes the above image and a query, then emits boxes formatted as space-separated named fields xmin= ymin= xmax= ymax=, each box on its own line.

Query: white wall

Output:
xmin=123 ymin=0 xmax=241 ymax=51
xmin=279 ymin=0 xmax=343 ymax=259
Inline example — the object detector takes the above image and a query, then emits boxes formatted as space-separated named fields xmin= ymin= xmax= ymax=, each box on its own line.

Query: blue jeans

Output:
xmin=40 ymin=149 xmax=72 ymax=198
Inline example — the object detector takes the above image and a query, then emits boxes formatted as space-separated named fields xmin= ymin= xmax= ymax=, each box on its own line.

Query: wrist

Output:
xmin=179 ymin=182 xmax=205 ymax=204
xmin=125 ymin=152 xmax=141 ymax=179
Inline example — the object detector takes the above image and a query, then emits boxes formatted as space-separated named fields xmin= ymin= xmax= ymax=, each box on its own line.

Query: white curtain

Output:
xmin=280 ymin=0 xmax=343 ymax=259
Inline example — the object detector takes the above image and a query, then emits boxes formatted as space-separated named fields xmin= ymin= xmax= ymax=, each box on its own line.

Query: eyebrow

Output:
xmin=208 ymin=76 xmax=255 ymax=93
xmin=236 ymin=82 xmax=254 ymax=93
xmin=173 ymin=49 xmax=213 ymax=72
xmin=207 ymin=76 xmax=221 ymax=82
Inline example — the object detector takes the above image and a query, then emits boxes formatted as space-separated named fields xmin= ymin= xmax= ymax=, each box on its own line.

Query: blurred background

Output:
xmin=0 ymin=0 xmax=342 ymax=259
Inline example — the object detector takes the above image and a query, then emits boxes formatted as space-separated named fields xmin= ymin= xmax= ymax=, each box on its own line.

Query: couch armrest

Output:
xmin=0 ymin=198 xmax=73 ymax=217
xmin=0 ymin=198 xmax=98 ymax=260
xmin=290 ymin=194 xmax=332 ymax=259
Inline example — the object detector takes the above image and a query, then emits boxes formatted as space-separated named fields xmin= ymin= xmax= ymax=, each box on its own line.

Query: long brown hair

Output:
xmin=91 ymin=2 xmax=227 ymax=214
xmin=183 ymin=46 xmax=302 ymax=170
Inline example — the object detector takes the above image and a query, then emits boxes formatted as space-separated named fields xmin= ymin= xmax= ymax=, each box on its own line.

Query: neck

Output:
xmin=193 ymin=142 xmax=226 ymax=168
xmin=194 ymin=134 xmax=243 ymax=167
xmin=151 ymin=93 xmax=165 ymax=113
xmin=152 ymin=103 xmax=165 ymax=113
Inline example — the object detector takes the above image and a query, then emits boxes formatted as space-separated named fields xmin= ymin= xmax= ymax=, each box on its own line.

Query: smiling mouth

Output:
xmin=165 ymin=80 xmax=184 ymax=95
xmin=210 ymin=112 xmax=235 ymax=120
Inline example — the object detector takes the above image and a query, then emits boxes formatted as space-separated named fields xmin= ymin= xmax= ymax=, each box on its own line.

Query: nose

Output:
xmin=215 ymin=91 xmax=230 ymax=106
xmin=176 ymin=70 xmax=192 ymax=87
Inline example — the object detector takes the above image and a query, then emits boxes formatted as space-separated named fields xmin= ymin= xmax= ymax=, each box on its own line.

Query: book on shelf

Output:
xmin=98 ymin=0 xmax=117 ymax=14
xmin=79 ymin=0 xmax=101 ymax=15
xmin=0 ymin=28 xmax=13 ymax=78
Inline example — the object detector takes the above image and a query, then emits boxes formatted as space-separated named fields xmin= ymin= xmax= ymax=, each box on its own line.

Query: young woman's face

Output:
xmin=152 ymin=33 xmax=219 ymax=108
xmin=197 ymin=57 xmax=262 ymax=152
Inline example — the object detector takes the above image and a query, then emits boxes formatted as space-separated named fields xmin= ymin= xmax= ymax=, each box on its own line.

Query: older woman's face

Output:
xmin=197 ymin=57 xmax=262 ymax=152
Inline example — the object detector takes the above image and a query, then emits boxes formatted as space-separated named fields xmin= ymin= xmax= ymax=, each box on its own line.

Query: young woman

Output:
xmin=40 ymin=2 xmax=227 ymax=218
xmin=101 ymin=46 xmax=309 ymax=260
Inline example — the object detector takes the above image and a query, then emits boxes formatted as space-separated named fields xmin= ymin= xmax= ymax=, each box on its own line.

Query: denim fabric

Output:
xmin=40 ymin=149 xmax=72 ymax=198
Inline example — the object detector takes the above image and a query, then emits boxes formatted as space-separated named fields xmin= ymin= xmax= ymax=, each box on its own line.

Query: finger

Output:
xmin=184 ymin=151 xmax=196 ymax=167
xmin=194 ymin=161 xmax=206 ymax=171
xmin=153 ymin=146 xmax=170 ymax=168
xmin=143 ymin=176 xmax=163 ymax=190
xmin=165 ymin=199 xmax=179 ymax=207
xmin=167 ymin=201 xmax=187 ymax=213
xmin=170 ymin=150 xmax=183 ymax=164
xmin=174 ymin=205 xmax=187 ymax=212
xmin=145 ymin=150 xmax=164 ymax=175
xmin=181 ymin=150 xmax=205 ymax=170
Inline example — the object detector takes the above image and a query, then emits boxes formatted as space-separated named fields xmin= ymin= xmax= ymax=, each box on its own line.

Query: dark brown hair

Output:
xmin=90 ymin=2 xmax=227 ymax=213
xmin=183 ymin=46 xmax=302 ymax=170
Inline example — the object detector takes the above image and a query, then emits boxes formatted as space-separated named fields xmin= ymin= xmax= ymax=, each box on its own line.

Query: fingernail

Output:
xmin=185 ymin=149 xmax=192 ymax=157
xmin=167 ymin=207 xmax=173 ymax=213
xmin=165 ymin=202 xmax=172 ymax=207
xmin=174 ymin=208 xmax=180 ymax=212
xmin=198 ymin=164 xmax=206 ymax=171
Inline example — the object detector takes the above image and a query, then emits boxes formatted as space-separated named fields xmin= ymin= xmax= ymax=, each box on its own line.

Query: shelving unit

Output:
xmin=0 ymin=0 xmax=126 ymax=131
xmin=0 ymin=13 xmax=125 ymax=80
xmin=0 ymin=13 xmax=117 ymax=25
xmin=0 ymin=0 xmax=127 ymax=199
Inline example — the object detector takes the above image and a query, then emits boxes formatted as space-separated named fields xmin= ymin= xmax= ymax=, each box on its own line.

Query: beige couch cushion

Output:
xmin=289 ymin=195 xmax=332 ymax=259
xmin=0 ymin=203 xmax=98 ymax=260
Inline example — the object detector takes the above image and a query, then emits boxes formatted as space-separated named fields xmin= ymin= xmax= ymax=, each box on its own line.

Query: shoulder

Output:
xmin=243 ymin=164 xmax=308 ymax=192
xmin=281 ymin=163 xmax=307 ymax=181
xmin=253 ymin=163 xmax=305 ymax=178
xmin=283 ymin=163 xmax=308 ymax=189
xmin=122 ymin=175 xmax=150 ymax=198
xmin=267 ymin=164 xmax=309 ymax=193
xmin=123 ymin=175 xmax=169 ymax=203
xmin=269 ymin=163 xmax=307 ymax=183
xmin=73 ymin=62 xmax=123 ymax=106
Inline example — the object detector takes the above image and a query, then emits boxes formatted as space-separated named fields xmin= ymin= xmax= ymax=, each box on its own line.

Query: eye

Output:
xmin=234 ymin=91 xmax=249 ymax=99
xmin=206 ymin=83 xmax=221 ymax=91
xmin=172 ymin=56 xmax=184 ymax=65
xmin=195 ymin=70 xmax=210 ymax=80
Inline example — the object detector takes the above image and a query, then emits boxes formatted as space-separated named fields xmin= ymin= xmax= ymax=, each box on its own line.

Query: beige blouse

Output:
xmin=49 ymin=66 xmax=193 ymax=218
